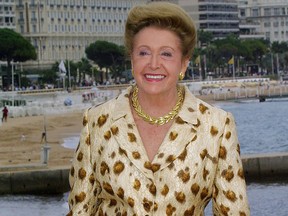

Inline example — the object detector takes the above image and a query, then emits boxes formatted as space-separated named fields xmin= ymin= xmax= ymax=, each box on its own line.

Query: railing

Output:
xmin=204 ymin=83 xmax=288 ymax=102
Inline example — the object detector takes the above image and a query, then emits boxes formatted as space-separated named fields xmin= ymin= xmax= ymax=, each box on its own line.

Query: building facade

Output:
xmin=14 ymin=0 xmax=148 ymax=69
xmin=237 ymin=0 xmax=265 ymax=40
xmin=0 ymin=0 xmax=15 ymax=29
xmin=238 ymin=0 xmax=288 ymax=42
xmin=8 ymin=0 xmax=288 ymax=70
xmin=178 ymin=0 xmax=239 ymax=39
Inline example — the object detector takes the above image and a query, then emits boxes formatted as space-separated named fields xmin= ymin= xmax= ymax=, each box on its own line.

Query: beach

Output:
xmin=0 ymin=96 xmax=216 ymax=169
xmin=1 ymin=79 xmax=287 ymax=169
xmin=0 ymin=111 xmax=84 ymax=168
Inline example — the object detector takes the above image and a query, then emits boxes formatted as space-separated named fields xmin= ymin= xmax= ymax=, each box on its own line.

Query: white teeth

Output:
xmin=146 ymin=74 xmax=165 ymax=79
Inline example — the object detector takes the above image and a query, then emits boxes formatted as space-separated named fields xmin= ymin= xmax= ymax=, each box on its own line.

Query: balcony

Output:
xmin=18 ymin=18 xmax=24 ymax=24
xmin=29 ymin=4 xmax=37 ymax=9
xmin=239 ymin=33 xmax=266 ymax=40
xmin=16 ymin=4 xmax=24 ymax=10
xmin=31 ymin=18 xmax=37 ymax=23
xmin=0 ymin=22 xmax=15 ymax=28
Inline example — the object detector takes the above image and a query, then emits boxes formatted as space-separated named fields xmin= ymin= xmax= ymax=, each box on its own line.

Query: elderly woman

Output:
xmin=67 ymin=2 xmax=250 ymax=216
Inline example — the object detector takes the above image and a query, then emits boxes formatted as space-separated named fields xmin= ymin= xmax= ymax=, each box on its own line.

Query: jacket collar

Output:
xmin=109 ymin=85 xmax=204 ymax=178
xmin=111 ymin=86 xmax=133 ymax=122
xmin=111 ymin=85 xmax=200 ymax=126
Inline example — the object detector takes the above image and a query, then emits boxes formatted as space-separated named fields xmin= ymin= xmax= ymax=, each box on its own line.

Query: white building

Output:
xmin=9 ymin=0 xmax=288 ymax=70
xmin=237 ymin=0 xmax=265 ymax=40
xmin=0 ymin=0 xmax=15 ymax=29
xmin=14 ymin=0 xmax=148 ymax=69
xmin=238 ymin=0 xmax=288 ymax=42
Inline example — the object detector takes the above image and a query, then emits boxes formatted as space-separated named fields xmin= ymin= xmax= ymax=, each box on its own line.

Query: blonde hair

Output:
xmin=125 ymin=2 xmax=197 ymax=58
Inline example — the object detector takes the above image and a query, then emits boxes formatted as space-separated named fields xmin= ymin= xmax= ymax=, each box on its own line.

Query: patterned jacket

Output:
xmin=67 ymin=85 xmax=250 ymax=216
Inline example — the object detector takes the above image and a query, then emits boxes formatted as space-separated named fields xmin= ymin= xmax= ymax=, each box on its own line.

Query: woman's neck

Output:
xmin=135 ymin=86 xmax=179 ymax=117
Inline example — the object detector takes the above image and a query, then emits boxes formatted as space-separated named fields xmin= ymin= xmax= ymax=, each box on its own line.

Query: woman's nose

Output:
xmin=149 ymin=54 xmax=161 ymax=70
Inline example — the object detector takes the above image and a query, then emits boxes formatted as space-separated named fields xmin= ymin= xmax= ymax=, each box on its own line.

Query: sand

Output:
xmin=0 ymin=111 xmax=84 ymax=168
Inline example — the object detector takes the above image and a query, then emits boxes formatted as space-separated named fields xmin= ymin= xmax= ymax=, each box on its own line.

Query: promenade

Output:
xmin=0 ymin=152 xmax=288 ymax=194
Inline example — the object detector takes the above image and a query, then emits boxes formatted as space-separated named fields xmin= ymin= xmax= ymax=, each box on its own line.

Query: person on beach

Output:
xmin=2 ymin=106 xmax=8 ymax=122
xmin=41 ymin=131 xmax=46 ymax=143
xmin=67 ymin=2 xmax=250 ymax=215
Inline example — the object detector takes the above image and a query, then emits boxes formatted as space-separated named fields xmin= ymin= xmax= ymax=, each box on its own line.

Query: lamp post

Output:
xmin=41 ymin=112 xmax=50 ymax=164
xmin=68 ymin=59 xmax=71 ymax=90
xmin=271 ymin=52 xmax=274 ymax=75
xmin=276 ymin=53 xmax=280 ymax=80
xmin=11 ymin=60 xmax=14 ymax=91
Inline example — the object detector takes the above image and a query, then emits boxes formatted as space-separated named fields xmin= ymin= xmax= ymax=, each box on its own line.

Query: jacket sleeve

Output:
xmin=212 ymin=112 xmax=250 ymax=216
xmin=67 ymin=109 xmax=99 ymax=216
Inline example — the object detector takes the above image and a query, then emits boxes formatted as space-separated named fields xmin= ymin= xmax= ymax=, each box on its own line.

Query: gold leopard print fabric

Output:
xmin=67 ymin=86 xmax=250 ymax=216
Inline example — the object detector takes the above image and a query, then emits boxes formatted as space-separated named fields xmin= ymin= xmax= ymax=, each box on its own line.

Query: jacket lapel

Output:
xmin=152 ymin=88 xmax=200 ymax=171
xmin=110 ymin=86 xmax=202 ymax=177
xmin=111 ymin=87 xmax=154 ymax=179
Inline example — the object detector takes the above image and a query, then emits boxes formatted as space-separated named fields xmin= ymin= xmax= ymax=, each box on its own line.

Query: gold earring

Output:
xmin=131 ymin=69 xmax=134 ymax=77
xmin=179 ymin=72 xmax=184 ymax=80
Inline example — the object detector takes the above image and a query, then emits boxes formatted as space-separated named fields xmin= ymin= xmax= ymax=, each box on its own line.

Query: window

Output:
xmin=240 ymin=9 xmax=245 ymax=17
xmin=32 ymin=24 xmax=36 ymax=33
xmin=274 ymin=8 xmax=280 ymax=16
xmin=32 ymin=38 xmax=37 ymax=48
xmin=20 ymin=25 xmax=24 ymax=33
xmin=264 ymin=8 xmax=271 ymax=16
xmin=31 ymin=11 xmax=36 ymax=19
xmin=274 ymin=31 xmax=278 ymax=38
xmin=252 ymin=9 xmax=259 ymax=17
xmin=19 ymin=11 xmax=24 ymax=19
xmin=264 ymin=22 xmax=271 ymax=27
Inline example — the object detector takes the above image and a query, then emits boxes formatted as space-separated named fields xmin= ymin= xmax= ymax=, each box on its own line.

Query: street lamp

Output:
xmin=11 ymin=60 xmax=14 ymax=91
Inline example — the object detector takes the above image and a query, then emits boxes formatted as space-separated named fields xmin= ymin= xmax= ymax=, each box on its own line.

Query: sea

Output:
xmin=0 ymin=97 xmax=288 ymax=216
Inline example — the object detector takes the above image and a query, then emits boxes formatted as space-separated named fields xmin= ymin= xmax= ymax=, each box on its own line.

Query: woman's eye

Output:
xmin=138 ymin=51 xmax=151 ymax=56
xmin=160 ymin=52 xmax=174 ymax=60
xmin=161 ymin=52 xmax=172 ymax=57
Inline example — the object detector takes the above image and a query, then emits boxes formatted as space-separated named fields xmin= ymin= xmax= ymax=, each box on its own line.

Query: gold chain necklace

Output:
xmin=131 ymin=85 xmax=185 ymax=125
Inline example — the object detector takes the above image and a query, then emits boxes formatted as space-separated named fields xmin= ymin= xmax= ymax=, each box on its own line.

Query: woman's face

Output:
xmin=131 ymin=26 xmax=189 ymax=96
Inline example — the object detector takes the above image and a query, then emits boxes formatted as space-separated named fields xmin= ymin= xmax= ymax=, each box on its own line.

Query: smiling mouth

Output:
xmin=145 ymin=74 xmax=165 ymax=80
